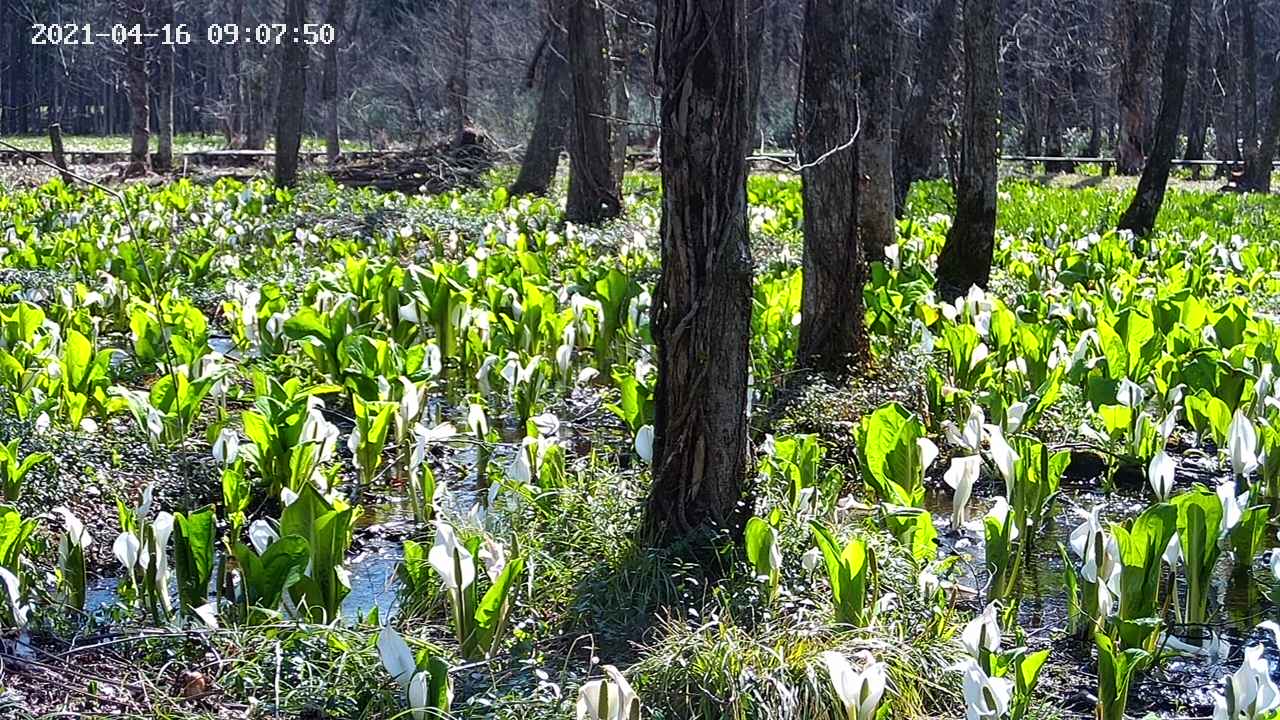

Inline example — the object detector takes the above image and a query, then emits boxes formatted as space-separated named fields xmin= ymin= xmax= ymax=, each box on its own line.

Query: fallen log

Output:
xmin=328 ymin=128 xmax=498 ymax=194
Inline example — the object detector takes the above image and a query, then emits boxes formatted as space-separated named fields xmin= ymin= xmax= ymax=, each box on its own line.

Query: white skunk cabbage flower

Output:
xmin=56 ymin=507 xmax=92 ymax=550
xmin=801 ymin=546 xmax=823 ymax=573
xmin=1218 ymin=480 xmax=1247 ymax=531
xmin=943 ymin=455 xmax=982 ymax=530
xmin=1148 ymin=451 xmax=1176 ymax=501
xmin=113 ymin=531 xmax=141 ymax=571
xmin=918 ymin=437 xmax=940 ymax=473
xmin=531 ymin=413 xmax=561 ymax=437
xmin=960 ymin=603 xmax=1002 ymax=658
xmin=819 ymin=650 xmax=888 ymax=720
xmin=467 ymin=404 xmax=489 ymax=437
xmin=377 ymin=624 xmax=417 ymax=688
xmin=0 ymin=567 xmax=29 ymax=628
xmin=576 ymin=665 xmax=640 ymax=720
xmin=428 ymin=522 xmax=475 ymax=593
xmin=1229 ymin=410 xmax=1259 ymax=479
xmin=212 ymin=428 xmax=240 ymax=465
xmin=248 ymin=519 xmax=279 ymax=555
xmin=634 ymin=425 xmax=654 ymax=465
xmin=959 ymin=660 xmax=1013 ymax=720
xmin=1213 ymin=644 xmax=1280 ymax=720
xmin=984 ymin=426 xmax=1019 ymax=496
xmin=1116 ymin=378 xmax=1146 ymax=408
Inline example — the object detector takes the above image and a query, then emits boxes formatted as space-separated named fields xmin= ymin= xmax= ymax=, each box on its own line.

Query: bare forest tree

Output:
xmin=151 ymin=0 xmax=176 ymax=170
xmin=856 ymin=0 xmax=896 ymax=263
xmin=643 ymin=0 xmax=753 ymax=547
xmin=447 ymin=0 xmax=475 ymax=139
xmin=321 ymin=0 xmax=349 ymax=165
xmin=122 ymin=0 xmax=150 ymax=175
xmin=274 ymin=0 xmax=309 ymax=186
xmin=1117 ymin=0 xmax=1192 ymax=236
xmin=565 ymin=0 xmax=622 ymax=223
xmin=510 ymin=0 xmax=573 ymax=196
xmin=1115 ymin=0 xmax=1154 ymax=174
xmin=895 ymin=0 xmax=958 ymax=210
xmin=796 ymin=0 xmax=866 ymax=372
xmin=934 ymin=0 xmax=999 ymax=299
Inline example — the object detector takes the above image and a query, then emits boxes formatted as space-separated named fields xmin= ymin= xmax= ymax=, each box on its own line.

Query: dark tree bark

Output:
xmin=565 ymin=0 xmax=622 ymax=223
xmin=122 ymin=0 xmax=150 ymax=176
xmin=1183 ymin=21 xmax=1209 ymax=179
xmin=228 ymin=0 xmax=246 ymax=145
xmin=1211 ymin=4 xmax=1239 ymax=177
xmin=1245 ymin=69 xmax=1280 ymax=192
xmin=856 ymin=0 xmax=896 ymax=264
xmin=643 ymin=0 xmax=753 ymax=548
xmin=1117 ymin=0 xmax=1192 ymax=236
xmin=1240 ymin=0 xmax=1259 ymax=160
xmin=1115 ymin=0 xmax=1154 ymax=175
xmin=895 ymin=0 xmax=959 ymax=211
xmin=797 ymin=0 xmax=866 ymax=372
xmin=322 ymin=0 xmax=348 ymax=165
xmin=610 ymin=3 xmax=633 ymax=189
xmin=510 ymin=0 xmax=573 ymax=196
xmin=447 ymin=0 xmax=474 ymax=139
xmin=152 ymin=0 xmax=176 ymax=171
xmin=934 ymin=0 xmax=999 ymax=300
xmin=274 ymin=0 xmax=309 ymax=187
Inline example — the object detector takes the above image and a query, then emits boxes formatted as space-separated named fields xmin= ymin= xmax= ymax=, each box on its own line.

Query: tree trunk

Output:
xmin=1245 ymin=70 xmax=1280 ymax=192
xmin=1211 ymin=5 xmax=1239 ymax=177
xmin=274 ymin=0 xmax=309 ymax=187
xmin=152 ymin=0 xmax=176 ymax=171
xmin=895 ymin=0 xmax=959 ymax=211
xmin=796 ymin=0 xmax=867 ymax=372
xmin=122 ymin=0 xmax=150 ymax=176
xmin=1116 ymin=0 xmax=1154 ymax=175
xmin=1117 ymin=0 xmax=1192 ymax=236
xmin=322 ymin=0 xmax=348 ymax=165
xmin=934 ymin=0 xmax=998 ymax=301
xmin=565 ymin=0 xmax=622 ymax=224
xmin=643 ymin=0 xmax=753 ymax=548
xmin=1183 ymin=25 xmax=1209 ymax=180
xmin=509 ymin=0 xmax=573 ymax=196
xmin=856 ymin=0 xmax=896 ymax=264
xmin=610 ymin=4 xmax=632 ymax=189
xmin=1241 ymin=0 xmax=1266 ymax=185
xmin=447 ymin=0 xmax=474 ymax=139
xmin=228 ymin=0 xmax=246 ymax=145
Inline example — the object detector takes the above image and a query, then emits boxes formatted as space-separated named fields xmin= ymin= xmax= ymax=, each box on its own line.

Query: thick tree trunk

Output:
xmin=1241 ymin=0 xmax=1268 ymax=186
xmin=510 ymin=0 xmax=573 ymax=196
xmin=122 ymin=0 xmax=150 ymax=176
xmin=1117 ymin=0 xmax=1191 ymax=236
xmin=152 ymin=0 xmax=176 ymax=171
xmin=228 ymin=0 xmax=246 ymax=144
xmin=565 ymin=0 xmax=622 ymax=223
xmin=895 ymin=0 xmax=958 ymax=211
xmin=934 ymin=0 xmax=998 ymax=300
xmin=610 ymin=5 xmax=632 ymax=190
xmin=643 ymin=0 xmax=753 ymax=548
xmin=447 ymin=0 xmax=474 ymax=139
xmin=1115 ymin=0 xmax=1154 ymax=175
xmin=1240 ymin=0 xmax=1258 ymax=156
xmin=322 ymin=0 xmax=348 ymax=165
xmin=797 ymin=0 xmax=867 ymax=372
xmin=274 ymin=0 xmax=309 ymax=187
xmin=856 ymin=0 xmax=896 ymax=264
xmin=1245 ymin=71 xmax=1280 ymax=192
xmin=1183 ymin=30 xmax=1209 ymax=179
xmin=1211 ymin=7 xmax=1239 ymax=177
